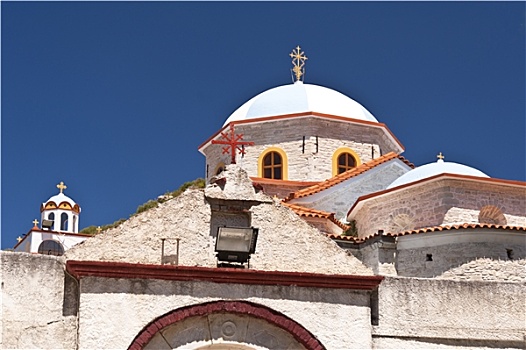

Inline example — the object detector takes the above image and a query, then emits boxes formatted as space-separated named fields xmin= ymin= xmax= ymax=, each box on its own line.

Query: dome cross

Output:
xmin=289 ymin=46 xmax=308 ymax=82
xmin=437 ymin=152 xmax=445 ymax=161
xmin=33 ymin=219 xmax=39 ymax=227
xmin=57 ymin=181 xmax=67 ymax=193
xmin=211 ymin=124 xmax=254 ymax=164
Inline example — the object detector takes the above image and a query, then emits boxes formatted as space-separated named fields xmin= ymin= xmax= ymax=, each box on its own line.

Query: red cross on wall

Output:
xmin=211 ymin=124 xmax=254 ymax=164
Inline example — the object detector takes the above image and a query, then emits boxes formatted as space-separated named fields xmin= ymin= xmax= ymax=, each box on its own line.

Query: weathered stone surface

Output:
xmin=375 ymin=277 xmax=526 ymax=343
xmin=373 ymin=337 xmax=525 ymax=349
xmin=352 ymin=178 xmax=526 ymax=238
xmin=394 ymin=231 xmax=526 ymax=280
xmin=206 ymin=164 xmax=273 ymax=202
xmin=438 ymin=258 xmax=526 ymax=283
xmin=66 ymin=166 xmax=372 ymax=275
xmin=0 ymin=252 xmax=77 ymax=350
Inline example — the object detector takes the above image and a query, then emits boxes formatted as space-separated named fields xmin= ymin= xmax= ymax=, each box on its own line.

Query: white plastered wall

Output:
xmin=77 ymin=277 xmax=372 ymax=350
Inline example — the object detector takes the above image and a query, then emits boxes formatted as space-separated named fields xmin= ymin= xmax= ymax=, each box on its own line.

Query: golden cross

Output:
xmin=33 ymin=219 xmax=39 ymax=227
xmin=96 ymin=226 xmax=102 ymax=234
xmin=437 ymin=152 xmax=445 ymax=160
xmin=289 ymin=46 xmax=308 ymax=82
xmin=57 ymin=181 xmax=67 ymax=193
xmin=16 ymin=236 xmax=23 ymax=243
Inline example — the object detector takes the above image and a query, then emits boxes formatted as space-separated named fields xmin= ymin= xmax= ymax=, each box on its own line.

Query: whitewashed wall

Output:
xmin=0 ymin=252 xmax=77 ymax=350
xmin=78 ymin=277 xmax=373 ymax=349
xmin=373 ymin=277 xmax=526 ymax=349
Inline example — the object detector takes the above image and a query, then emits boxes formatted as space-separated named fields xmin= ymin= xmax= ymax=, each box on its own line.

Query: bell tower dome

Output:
xmin=40 ymin=181 xmax=81 ymax=233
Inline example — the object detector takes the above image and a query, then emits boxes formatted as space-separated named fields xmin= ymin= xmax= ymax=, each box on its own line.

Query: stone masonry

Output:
xmin=202 ymin=116 xmax=396 ymax=183
xmin=351 ymin=178 xmax=526 ymax=238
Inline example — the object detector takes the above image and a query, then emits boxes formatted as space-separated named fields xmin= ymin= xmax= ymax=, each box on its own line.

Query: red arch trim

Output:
xmin=128 ymin=300 xmax=325 ymax=350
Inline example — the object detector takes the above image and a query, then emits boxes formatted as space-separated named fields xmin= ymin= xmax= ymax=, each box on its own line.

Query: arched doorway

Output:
xmin=129 ymin=301 xmax=324 ymax=350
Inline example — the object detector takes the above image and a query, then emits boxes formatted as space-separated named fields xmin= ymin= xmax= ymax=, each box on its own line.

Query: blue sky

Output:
xmin=2 ymin=2 xmax=525 ymax=248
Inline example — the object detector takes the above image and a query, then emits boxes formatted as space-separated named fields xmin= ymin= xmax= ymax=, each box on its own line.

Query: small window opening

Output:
xmin=337 ymin=153 xmax=356 ymax=174
xmin=262 ymin=152 xmax=283 ymax=180
xmin=61 ymin=213 xmax=68 ymax=231
xmin=38 ymin=240 xmax=64 ymax=256
xmin=506 ymin=249 xmax=514 ymax=260
xmin=426 ymin=254 xmax=433 ymax=261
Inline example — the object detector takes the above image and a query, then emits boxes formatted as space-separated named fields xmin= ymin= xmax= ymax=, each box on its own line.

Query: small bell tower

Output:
xmin=40 ymin=181 xmax=81 ymax=233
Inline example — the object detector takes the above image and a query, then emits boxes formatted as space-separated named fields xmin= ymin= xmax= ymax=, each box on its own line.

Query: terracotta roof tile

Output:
xmin=250 ymin=177 xmax=320 ymax=187
xmin=328 ymin=223 xmax=526 ymax=243
xmin=283 ymin=152 xmax=414 ymax=202
xmin=283 ymin=202 xmax=349 ymax=230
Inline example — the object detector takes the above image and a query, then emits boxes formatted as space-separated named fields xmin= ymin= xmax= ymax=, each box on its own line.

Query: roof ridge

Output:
xmin=328 ymin=223 xmax=526 ymax=243
xmin=283 ymin=152 xmax=413 ymax=202
xmin=282 ymin=202 xmax=349 ymax=231
xmin=282 ymin=202 xmax=333 ymax=217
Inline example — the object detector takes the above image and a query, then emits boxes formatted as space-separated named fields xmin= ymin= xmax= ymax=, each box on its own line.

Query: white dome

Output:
xmin=44 ymin=192 xmax=77 ymax=207
xmin=387 ymin=159 xmax=489 ymax=189
xmin=223 ymin=81 xmax=378 ymax=126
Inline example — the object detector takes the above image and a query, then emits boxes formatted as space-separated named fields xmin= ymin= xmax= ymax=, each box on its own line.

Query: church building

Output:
xmin=1 ymin=47 xmax=525 ymax=350
xmin=12 ymin=181 xmax=90 ymax=256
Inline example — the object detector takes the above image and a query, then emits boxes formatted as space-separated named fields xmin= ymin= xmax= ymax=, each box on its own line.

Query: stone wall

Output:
xmin=0 ymin=251 xmax=77 ymax=349
xmin=352 ymin=178 xmax=526 ymax=238
xmin=2 ymin=250 xmax=524 ymax=349
xmin=350 ymin=230 xmax=526 ymax=282
xmin=203 ymin=117 xmax=394 ymax=183
xmin=373 ymin=277 xmax=526 ymax=348
xmin=395 ymin=230 xmax=526 ymax=279
xmin=65 ymin=167 xmax=373 ymax=276
xmin=438 ymin=258 xmax=526 ymax=283
xmin=443 ymin=207 xmax=525 ymax=226
xmin=78 ymin=277 xmax=373 ymax=350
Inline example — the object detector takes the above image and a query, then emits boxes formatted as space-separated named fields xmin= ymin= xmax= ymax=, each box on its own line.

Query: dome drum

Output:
xmin=201 ymin=117 xmax=396 ymax=184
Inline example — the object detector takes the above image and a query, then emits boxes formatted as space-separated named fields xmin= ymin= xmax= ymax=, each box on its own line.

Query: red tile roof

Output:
xmin=283 ymin=202 xmax=349 ymax=230
xmin=328 ymin=223 xmax=526 ymax=243
xmin=250 ymin=177 xmax=320 ymax=187
xmin=284 ymin=152 xmax=414 ymax=202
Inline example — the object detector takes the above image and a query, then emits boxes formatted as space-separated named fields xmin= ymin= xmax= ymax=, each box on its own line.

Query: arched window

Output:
xmin=263 ymin=152 xmax=282 ymax=179
xmin=48 ymin=213 xmax=55 ymax=221
xmin=332 ymin=147 xmax=361 ymax=176
xmin=61 ymin=213 xmax=68 ymax=231
xmin=38 ymin=240 xmax=64 ymax=256
xmin=337 ymin=153 xmax=356 ymax=174
xmin=258 ymin=148 xmax=288 ymax=180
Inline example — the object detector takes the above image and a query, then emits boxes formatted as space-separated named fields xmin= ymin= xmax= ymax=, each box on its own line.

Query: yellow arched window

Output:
xmin=258 ymin=148 xmax=288 ymax=180
xmin=332 ymin=148 xmax=361 ymax=176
